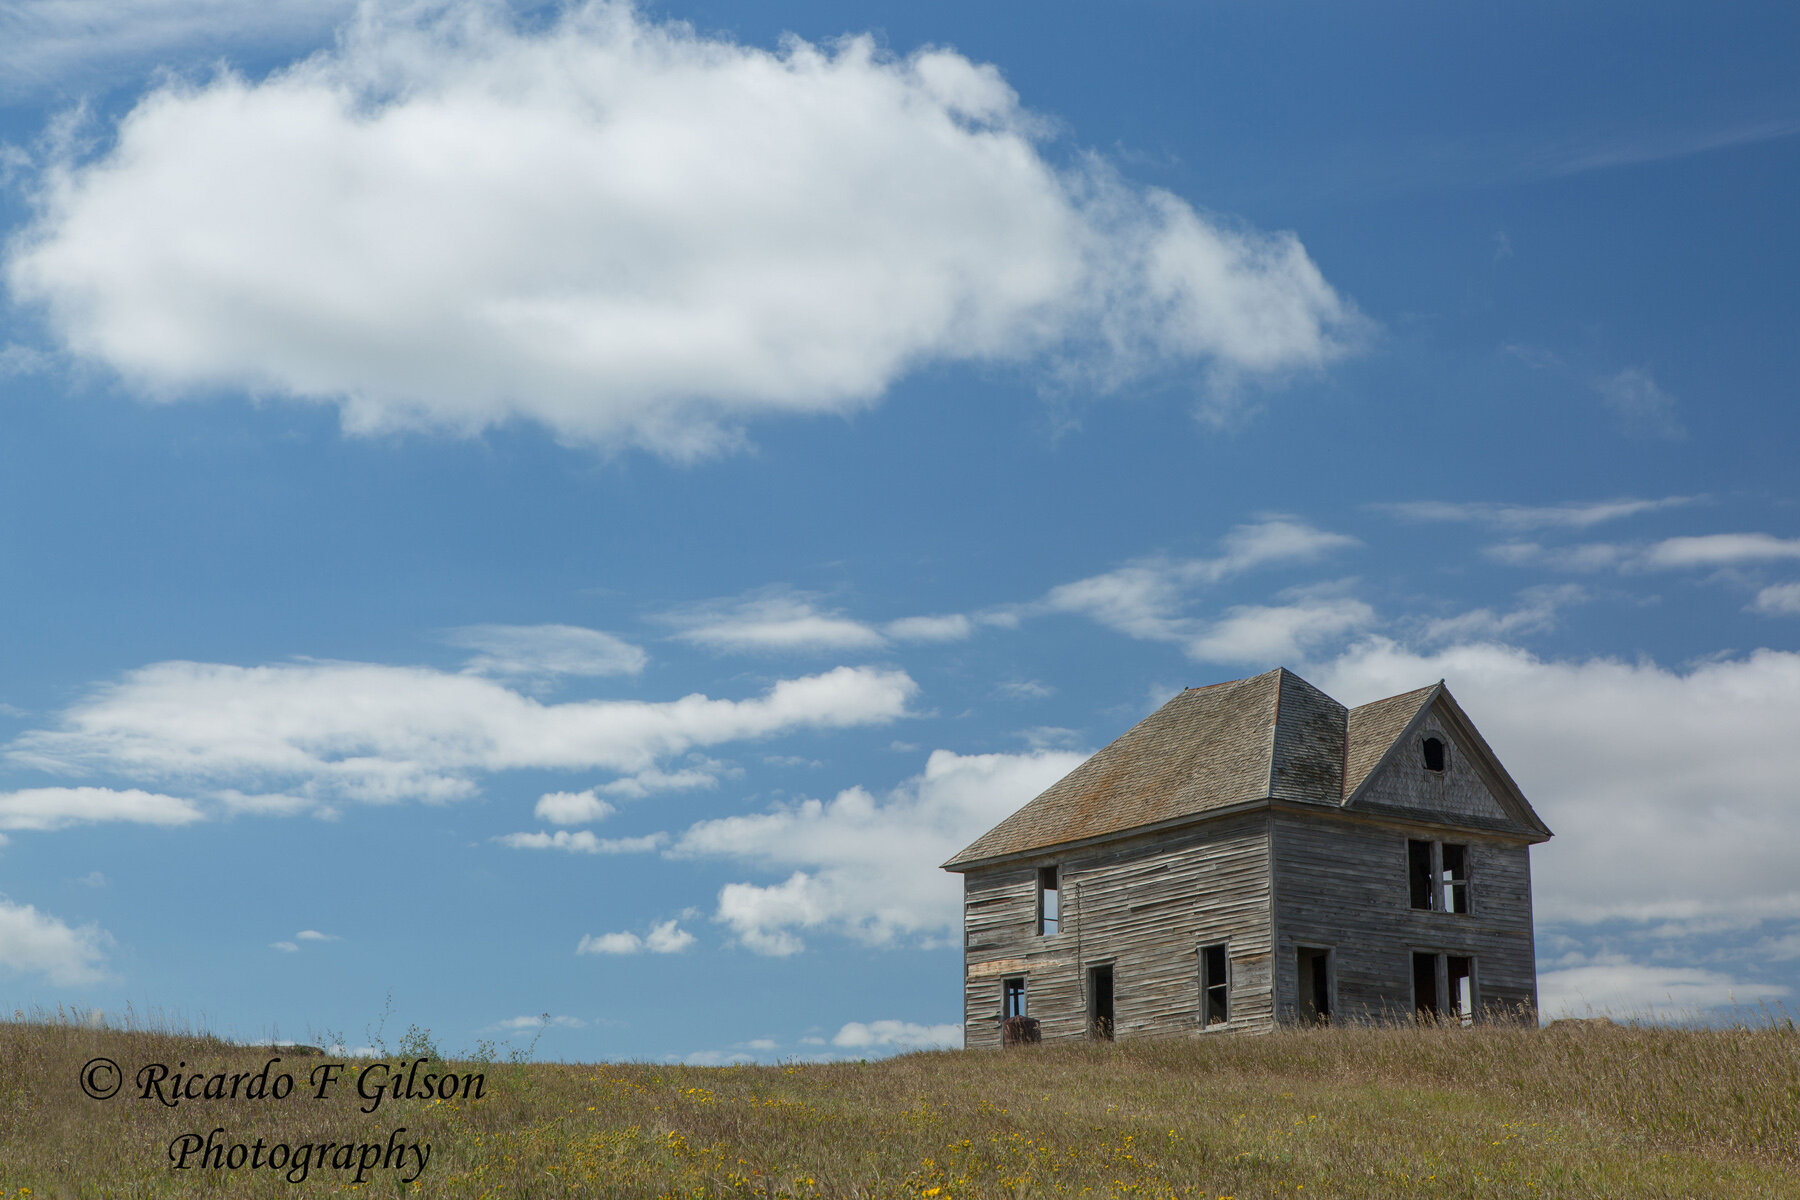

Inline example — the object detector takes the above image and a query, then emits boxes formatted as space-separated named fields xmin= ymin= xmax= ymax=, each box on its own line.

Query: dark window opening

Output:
xmin=1422 ymin=736 xmax=1447 ymax=772
xmin=1408 ymin=839 xmax=1472 ymax=914
xmin=1447 ymin=956 xmax=1474 ymax=1026
xmin=1202 ymin=943 xmax=1229 ymax=1026
xmin=1088 ymin=965 xmax=1114 ymax=1040
xmin=1441 ymin=843 xmax=1469 ymax=914
xmin=1413 ymin=951 xmax=1439 ymax=1017
xmin=1408 ymin=839 xmax=1434 ymax=910
xmin=1296 ymin=948 xmax=1332 ymax=1023
xmin=1413 ymin=952 xmax=1478 ymax=1025
xmin=1037 ymin=866 xmax=1060 ymax=937
xmin=1002 ymin=976 xmax=1026 ymax=1019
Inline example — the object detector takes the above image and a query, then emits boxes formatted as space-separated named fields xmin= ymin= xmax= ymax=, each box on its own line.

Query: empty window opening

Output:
xmin=1408 ymin=839 xmax=1434 ymax=910
xmin=1422 ymin=736 xmax=1447 ymax=772
xmin=1002 ymin=976 xmax=1026 ymax=1020
xmin=1412 ymin=952 xmax=1439 ymax=1017
xmin=1088 ymin=964 xmax=1115 ymax=1040
xmin=1201 ymin=943 xmax=1229 ymax=1026
xmin=1447 ymin=956 xmax=1474 ymax=1027
xmin=1296 ymin=948 xmax=1332 ymax=1023
xmin=1441 ymin=843 xmax=1469 ymax=914
xmin=1413 ymin=952 xmax=1478 ymax=1025
xmin=1408 ymin=839 xmax=1471 ymax=914
xmin=1037 ymin=866 xmax=1060 ymax=937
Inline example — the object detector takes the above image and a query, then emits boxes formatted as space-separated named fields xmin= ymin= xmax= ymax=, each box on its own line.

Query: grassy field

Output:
xmin=2 ymin=1012 xmax=1797 ymax=1198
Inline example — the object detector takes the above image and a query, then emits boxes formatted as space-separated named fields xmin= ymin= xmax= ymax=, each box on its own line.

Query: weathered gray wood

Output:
xmin=954 ymin=674 xmax=1547 ymax=1045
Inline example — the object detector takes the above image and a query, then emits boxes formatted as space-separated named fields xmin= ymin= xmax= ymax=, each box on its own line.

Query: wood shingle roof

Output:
xmin=943 ymin=668 xmax=1542 ymax=871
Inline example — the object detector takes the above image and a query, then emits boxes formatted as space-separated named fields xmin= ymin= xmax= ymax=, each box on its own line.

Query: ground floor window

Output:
xmin=1201 ymin=943 xmax=1229 ymax=1026
xmin=1002 ymin=976 xmax=1026 ymax=1019
xmin=1413 ymin=951 xmax=1477 ymax=1025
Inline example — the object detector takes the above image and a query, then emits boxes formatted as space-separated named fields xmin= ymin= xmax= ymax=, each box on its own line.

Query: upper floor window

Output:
xmin=1408 ymin=839 xmax=1470 ymax=914
xmin=1421 ymin=736 xmax=1447 ymax=772
xmin=1037 ymin=866 xmax=1060 ymax=936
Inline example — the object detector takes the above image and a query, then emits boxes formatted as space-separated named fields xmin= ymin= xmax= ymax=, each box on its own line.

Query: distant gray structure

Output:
xmin=943 ymin=668 xmax=1552 ymax=1044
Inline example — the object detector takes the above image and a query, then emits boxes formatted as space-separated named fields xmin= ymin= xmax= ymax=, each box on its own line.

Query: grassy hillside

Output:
xmin=3 ymin=1013 xmax=1797 ymax=1198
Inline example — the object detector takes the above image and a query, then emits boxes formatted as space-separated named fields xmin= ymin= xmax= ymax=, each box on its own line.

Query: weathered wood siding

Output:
xmin=1270 ymin=814 xmax=1540 ymax=1022
xmin=963 ymin=814 xmax=1276 ymax=1047
xmin=1354 ymin=705 xmax=1513 ymax=826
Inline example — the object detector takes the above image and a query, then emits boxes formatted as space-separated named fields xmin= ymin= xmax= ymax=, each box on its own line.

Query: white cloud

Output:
xmin=0 ymin=0 xmax=354 ymax=95
xmin=1640 ymin=533 xmax=1800 ymax=569
xmin=9 ymin=660 xmax=914 ymax=806
xmin=0 ymin=896 xmax=110 ymax=985
xmin=995 ymin=679 xmax=1056 ymax=700
xmin=1751 ymin=583 xmax=1800 ymax=616
xmin=294 ymin=929 xmax=337 ymax=942
xmin=1184 ymin=593 xmax=1375 ymax=665
xmin=667 ymin=593 xmax=887 ymax=653
xmin=1597 ymin=367 xmax=1685 ymax=440
xmin=576 ymin=918 xmax=695 ymax=955
xmin=673 ymin=747 xmax=1085 ymax=954
xmin=883 ymin=614 xmax=974 ymax=643
xmin=0 ymin=786 xmax=202 ymax=832
xmin=7 ymin=1 xmax=1358 ymax=457
xmin=270 ymin=941 xmax=299 ymax=953
xmin=1538 ymin=955 xmax=1785 ymax=1019
xmin=1312 ymin=639 xmax=1800 ymax=927
xmin=448 ymin=624 xmax=647 ymax=679
xmin=495 ymin=830 xmax=666 ymax=855
xmin=831 ymin=1019 xmax=961 ymax=1050
xmin=533 ymin=789 xmax=616 ymax=826
xmin=1374 ymin=497 xmax=1692 ymax=531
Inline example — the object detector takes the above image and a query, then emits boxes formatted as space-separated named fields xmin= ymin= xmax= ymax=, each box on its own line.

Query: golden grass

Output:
xmin=3 ymin=1011 xmax=1797 ymax=1198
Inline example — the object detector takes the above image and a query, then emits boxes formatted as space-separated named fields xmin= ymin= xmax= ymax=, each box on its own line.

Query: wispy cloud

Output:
xmin=1596 ymin=368 xmax=1685 ymax=440
xmin=1373 ymin=496 xmax=1692 ymax=531
xmin=1488 ymin=532 xmax=1800 ymax=574
xmin=1750 ymin=583 xmax=1800 ymax=616
xmin=9 ymin=660 xmax=914 ymax=808
xmin=1038 ymin=516 xmax=1363 ymax=660
xmin=494 ymin=831 xmax=667 ymax=855
xmin=448 ymin=624 xmax=647 ymax=679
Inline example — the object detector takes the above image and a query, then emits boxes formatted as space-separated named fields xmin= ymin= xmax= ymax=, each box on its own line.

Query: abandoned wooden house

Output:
xmin=943 ymin=668 xmax=1552 ymax=1045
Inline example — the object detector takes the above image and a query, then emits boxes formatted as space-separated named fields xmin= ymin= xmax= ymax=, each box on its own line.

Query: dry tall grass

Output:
xmin=3 ymin=1010 xmax=1797 ymax=1198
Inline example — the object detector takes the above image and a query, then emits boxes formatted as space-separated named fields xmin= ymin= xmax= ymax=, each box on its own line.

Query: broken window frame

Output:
xmin=1036 ymin=865 xmax=1060 ymax=937
xmin=1200 ymin=942 xmax=1230 ymax=1027
xmin=1002 ymin=975 xmax=1027 ymax=1019
xmin=1411 ymin=951 xmax=1478 ymax=1026
xmin=1421 ymin=735 xmax=1448 ymax=773
xmin=1406 ymin=838 xmax=1472 ymax=915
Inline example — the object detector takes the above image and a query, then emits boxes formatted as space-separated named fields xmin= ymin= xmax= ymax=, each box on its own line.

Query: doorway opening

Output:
xmin=1088 ymin=964 xmax=1115 ymax=1040
xmin=1296 ymin=947 xmax=1333 ymax=1023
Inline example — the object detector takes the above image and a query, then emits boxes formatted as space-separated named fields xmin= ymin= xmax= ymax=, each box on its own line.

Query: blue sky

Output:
xmin=1 ymin=0 xmax=1798 ymax=1061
